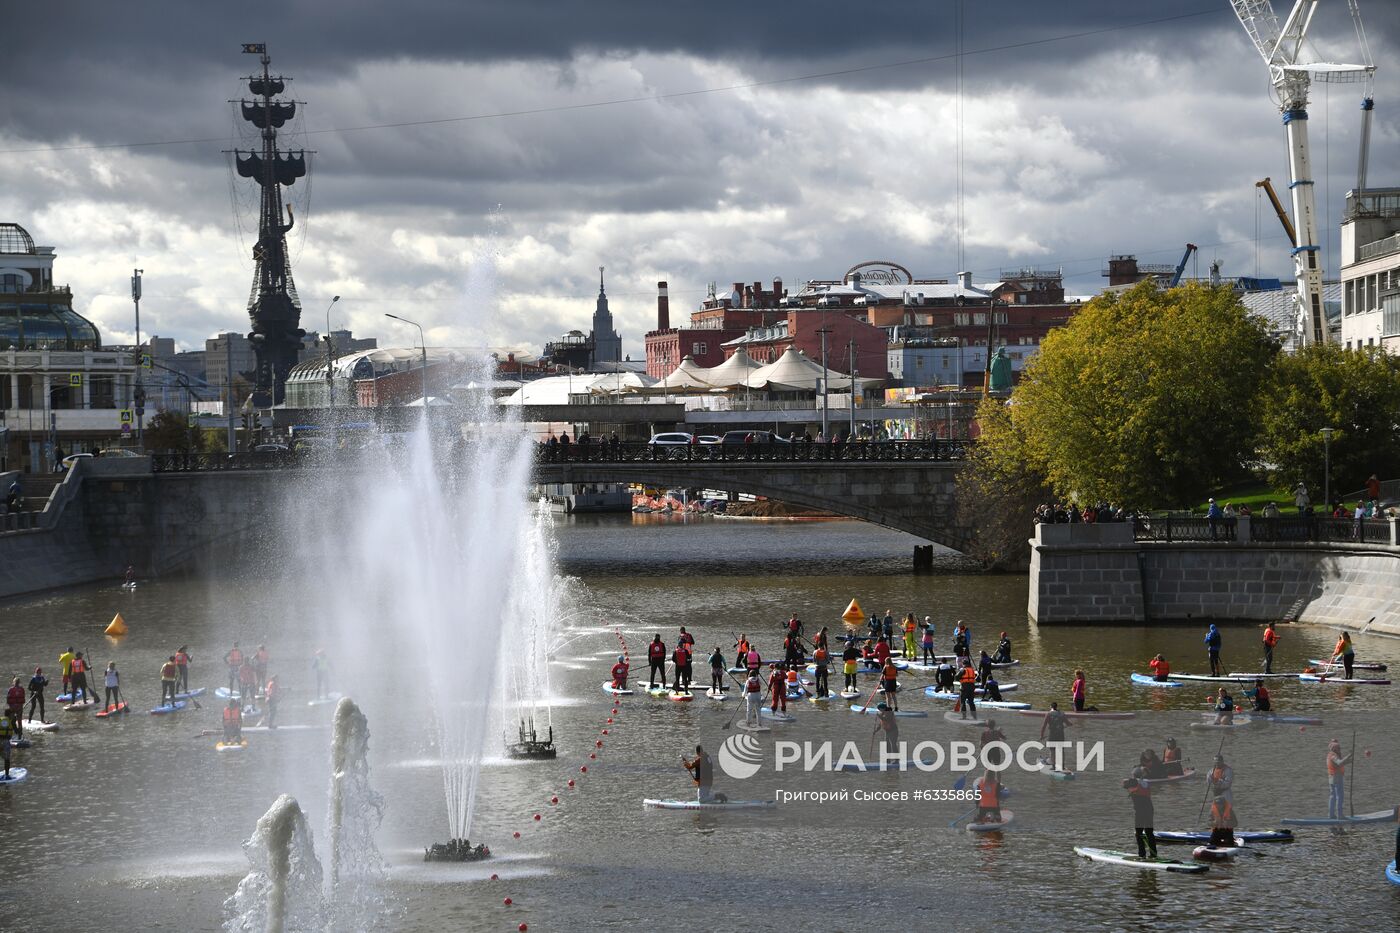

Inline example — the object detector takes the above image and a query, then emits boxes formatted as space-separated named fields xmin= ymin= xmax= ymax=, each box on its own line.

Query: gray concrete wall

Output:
xmin=1029 ymin=524 xmax=1400 ymax=637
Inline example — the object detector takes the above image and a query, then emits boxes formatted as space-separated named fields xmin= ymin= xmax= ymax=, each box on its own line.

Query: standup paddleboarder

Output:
xmin=1040 ymin=702 xmax=1073 ymax=754
xmin=707 ymin=649 xmax=724 ymax=693
xmin=1071 ymin=669 xmax=1087 ymax=713
xmin=102 ymin=662 xmax=122 ymax=712
xmin=1331 ymin=631 xmax=1355 ymax=680
xmin=26 ymin=667 xmax=48 ymax=724
xmin=1207 ymin=754 xmax=1237 ymax=847
xmin=253 ymin=645 xmax=270 ymax=692
xmin=957 ymin=660 xmax=978 ymax=719
xmin=58 ymin=647 xmax=75 ymax=697
xmin=767 ymin=664 xmax=788 ymax=714
xmin=902 ymin=613 xmax=917 ymax=659
xmin=222 ymin=699 xmax=243 ymax=743
xmin=1204 ymin=624 xmax=1223 ymax=677
xmin=263 ymin=675 xmax=281 ymax=729
xmin=880 ymin=660 xmax=900 ymax=711
xmin=977 ymin=650 xmax=993 ymax=686
xmin=993 ymin=631 xmax=1013 ymax=665
xmin=159 ymin=656 xmax=179 ymax=706
xmin=872 ymin=702 xmax=899 ymax=758
xmin=683 ymin=745 xmax=723 ymax=803
xmin=1123 ymin=767 xmax=1159 ymax=860
xmin=0 ymin=716 xmax=14 ymax=778
xmin=973 ymin=769 xmax=1006 ymax=824
xmin=812 ymin=644 xmax=830 ymax=698
xmin=1326 ymin=739 xmax=1353 ymax=819
xmin=70 ymin=652 xmax=97 ymax=704
xmin=224 ymin=642 xmax=245 ymax=694
xmin=1261 ymin=622 xmax=1280 ymax=674
xmin=842 ymin=642 xmax=859 ymax=693
xmin=174 ymin=645 xmax=192 ymax=694
xmin=647 ymin=634 xmax=666 ymax=688
xmin=5 ymin=678 xmax=23 ymax=737
xmin=920 ymin=617 xmax=936 ymax=665
xmin=743 ymin=670 xmax=763 ymax=727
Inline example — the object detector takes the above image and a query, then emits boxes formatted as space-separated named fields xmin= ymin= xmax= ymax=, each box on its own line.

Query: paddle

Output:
xmin=1349 ymin=728 xmax=1357 ymax=820
xmin=721 ymin=670 xmax=753 ymax=732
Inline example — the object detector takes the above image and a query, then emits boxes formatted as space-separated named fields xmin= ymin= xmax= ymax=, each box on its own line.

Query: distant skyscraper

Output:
xmin=591 ymin=266 xmax=622 ymax=365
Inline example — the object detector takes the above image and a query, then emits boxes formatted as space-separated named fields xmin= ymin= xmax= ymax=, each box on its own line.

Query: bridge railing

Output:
xmin=153 ymin=452 xmax=297 ymax=472
xmin=1133 ymin=513 xmax=1237 ymax=543
xmin=535 ymin=439 xmax=971 ymax=463
xmin=1131 ymin=513 xmax=1393 ymax=546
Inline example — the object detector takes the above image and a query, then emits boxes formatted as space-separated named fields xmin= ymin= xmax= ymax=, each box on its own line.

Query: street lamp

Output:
xmin=324 ymin=295 xmax=340 ymax=447
xmin=384 ymin=313 xmax=429 ymax=425
xmin=1321 ymin=426 xmax=1334 ymax=512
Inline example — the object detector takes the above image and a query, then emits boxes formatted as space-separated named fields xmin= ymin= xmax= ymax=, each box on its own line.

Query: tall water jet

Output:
xmin=224 ymin=795 xmax=324 ymax=933
xmin=328 ymin=697 xmax=384 ymax=900
xmin=503 ymin=501 xmax=560 ymax=760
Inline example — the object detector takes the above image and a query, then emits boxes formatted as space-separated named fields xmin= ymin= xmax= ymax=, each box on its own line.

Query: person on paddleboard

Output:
xmin=174 ymin=646 xmax=192 ymax=694
xmin=812 ymin=644 xmax=830 ymax=698
xmin=842 ymin=641 xmax=859 ymax=693
xmin=1261 ymin=622 xmax=1280 ymax=674
xmin=734 ymin=634 xmax=749 ymax=662
xmin=1139 ymin=749 xmax=1168 ymax=780
xmin=159 ymin=656 xmax=179 ymax=706
xmin=1040 ymin=702 xmax=1073 ymax=754
xmin=920 ymin=617 xmax=936 ymax=665
xmin=767 ymin=664 xmax=787 ymax=713
xmin=993 ymin=631 xmax=1012 ymax=665
xmin=311 ymin=649 xmax=332 ymax=700
xmin=123 ymin=565 xmax=135 ymax=586
xmin=70 ymin=652 xmax=96 ymax=704
xmin=743 ymin=671 xmax=763 ymax=727
xmin=26 ymin=667 xmax=48 ymax=724
xmin=238 ymin=659 xmax=258 ymax=703
xmin=1243 ymin=679 xmax=1271 ymax=712
xmin=881 ymin=660 xmax=900 ymax=711
xmin=647 ymin=634 xmax=666 ymax=688
xmin=871 ymin=637 xmax=891 ymax=668
xmin=683 ymin=745 xmax=723 ymax=803
xmin=973 ymin=769 xmax=1005 ymax=824
xmin=1161 ymin=737 xmax=1184 ymax=777
xmin=707 ymin=649 xmax=724 ymax=694
xmin=5 ymin=678 xmax=24 ymax=738
xmin=746 ymin=644 xmax=761 ymax=676
xmin=58 ymin=647 xmax=75 ymax=697
xmin=1204 ymin=624 xmax=1223 ymax=677
xmin=936 ymin=658 xmax=955 ymax=693
xmin=882 ymin=609 xmax=895 ymax=646
xmin=1071 ymin=669 xmax=1087 ymax=713
xmin=1211 ymin=687 xmax=1235 ymax=725
xmin=102 ymin=662 xmax=121 ymax=712
xmin=872 ymin=702 xmax=899 ymax=758
xmin=786 ymin=614 xmax=803 ymax=642
xmin=785 ymin=667 xmax=802 ymax=699
xmin=1326 ymin=738 xmax=1354 ymax=819
xmin=1123 ymin=766 xmax=1159 ymax=859
xmin=982 ymin=673 xmax=1005 ymax=703
xmin=902 ymin=613 xmax=917 ymax=659
xmin=1207 ymin=754 xmax=1237 ymax=847
xmin=957 ymin=659 xmax=978 ymax=719
xmin=253 ymin=645 xmax=270 ymax=692
xmin=263 ymin=675 xmax=281 ymax=729
xmin=977 ymin=650 xmax=994 ymax=686
xmin=952 ymin=622 xmax=970 ymax=659
xmin=1148 ymin=654 xmax=1171 ymax=681
xmin=224 ymin=643 xmax=245 ymax=694
xmin=222 ymin=698 xmax=243 ymax=743
xmin=0 ymin=715 xmax=14 ymax=779
xmin=813 ymin=626 xmax=828 ymax=652
xmin=1331 ymin=631 xmax=1355 ymax=680
xmin=867 ymin=614 xmax=881 ymax=643
xmin=979 ymin=719 xmax=1006 ymax=761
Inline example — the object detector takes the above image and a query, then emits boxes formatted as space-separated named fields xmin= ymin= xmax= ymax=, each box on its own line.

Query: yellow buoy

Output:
xmin=841 ymin=598 xmax=865 ymax=628
xmin=105 ymin=612 xmax=128 ymax=637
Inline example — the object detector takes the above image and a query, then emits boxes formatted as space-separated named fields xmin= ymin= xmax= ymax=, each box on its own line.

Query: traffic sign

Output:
xmin=69 ymin=373 xmax=82 ymax=387
xmin=141 ymin=354 xmax=152 ymax=369
xmin=119 ymin=409 xmax=133 ymax=424
xmin=120 ymin=423 xmax=132 ymax=436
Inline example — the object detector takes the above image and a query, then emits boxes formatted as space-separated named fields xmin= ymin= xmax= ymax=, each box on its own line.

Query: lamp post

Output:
xmin=324 ymin=295 xmax=340 ymax=447
xmin=847 ymin=339 xmax=857 ymax=440
xmin=131 ymin=268 xmax=144 ymax=448
xmin=1321 ymin=426 xmax=1334 ymax=512
xmin=817 ymin=327 xmax=831 ymax=439
xmin=384 ymin=313 xmax=429 ymax=426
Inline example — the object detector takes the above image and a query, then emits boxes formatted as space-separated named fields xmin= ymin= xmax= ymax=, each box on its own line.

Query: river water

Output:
xmin=0 ymin=514 xmax=1397 ymax=931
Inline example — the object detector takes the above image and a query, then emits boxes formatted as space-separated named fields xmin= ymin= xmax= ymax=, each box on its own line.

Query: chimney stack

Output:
xmin=657 ymin=281 xmax=670 ymax=330
xmin=958 ymin=270 xmax=973 ymax=290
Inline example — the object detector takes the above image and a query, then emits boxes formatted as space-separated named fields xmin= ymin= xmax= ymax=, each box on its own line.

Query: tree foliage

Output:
xmin=1007 ymin=282 xmax=1275 ymax=509
xmin=1254 ymin=344 xmax=1400 ymax=498
xmin=144 ymin=410 xmax=205 ymax=454
xmin=956 ymin=397 xmax=1052 ymax=569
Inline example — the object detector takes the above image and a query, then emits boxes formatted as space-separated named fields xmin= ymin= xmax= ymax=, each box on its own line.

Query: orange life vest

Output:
xmin=223 ymin=707 xmax=241 ymax=726
xmin=976 ymin=777 xmax=1000 ymax=808
xmin=960 ymin=667 xmax=977 ymax=684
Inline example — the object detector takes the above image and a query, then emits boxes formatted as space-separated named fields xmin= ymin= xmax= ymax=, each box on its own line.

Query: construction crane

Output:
xmin=1256 ymin=177 xmax=1297 ymax=246
xmin=1169 ymin=243 xmax=1198 ymax=287
xmin=1347 ymin=0 xmax=1376 ymax=194
xmin=1230 ymin=0 xmax=1375 ymax=346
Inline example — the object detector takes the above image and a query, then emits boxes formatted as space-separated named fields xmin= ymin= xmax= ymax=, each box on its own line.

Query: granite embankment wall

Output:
xmin=1028 ymin=521 xmax=1400 ymax=637
xmin=0 ymin=460 xmax=280 ymax=599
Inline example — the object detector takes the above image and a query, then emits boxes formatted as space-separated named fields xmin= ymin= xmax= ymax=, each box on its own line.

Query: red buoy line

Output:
xmin=496 ymin=626 xmax=630 ymax=928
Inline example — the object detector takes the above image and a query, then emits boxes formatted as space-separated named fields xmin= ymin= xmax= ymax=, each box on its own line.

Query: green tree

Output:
xmin=144 ymin=410 xmax=205 ymax=454
xmin=1009 ymin=281 xmax=1275 ymax=509
xmin=1254 ymin=344 xmax=1400 ymax=499
xmin=956 ymin=397 xmax=1052 ymax=569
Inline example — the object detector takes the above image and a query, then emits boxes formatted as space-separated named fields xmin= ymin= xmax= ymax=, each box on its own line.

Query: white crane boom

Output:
xmin=1229 ymin=0 xmax=1373 ymax=347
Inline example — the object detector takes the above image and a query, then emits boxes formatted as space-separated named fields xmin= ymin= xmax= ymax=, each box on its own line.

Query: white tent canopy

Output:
xmin=698 ymin=347 xmax=762 ymax=388
xmin=745 ymin=346 xmax=855 ymax=391
xmin=652 ymin=355 xmax=717 ymax=390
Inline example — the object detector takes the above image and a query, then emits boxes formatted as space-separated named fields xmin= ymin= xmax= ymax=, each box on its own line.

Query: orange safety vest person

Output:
xmin=1262 ymin=627 xmax=1279 ymax=648
xmin=72 ymin=657 xmax=87 ymax=674
xmin=160 ymin=661 xmax=177 ymax=681
xmin=813 ymin=647 xmax=828 ymax=665
xmin=223 ymin=706 xmax=241 ymax=726
xmin=1327 ymin=746 xmax=1346 ymax=778
xmin=976 ymin=776 xmax=1000 ymax=808
xmin=227 ymin=647 xmax=244 ymax=667
xmin=1162 ymin=745 xmax=1181 ymax=764
xmin=1149 ymin=656 xmax=1170 ymax=678
xmin=882 ymin=662 xmax=898 ymax=683
xmin=960 ymin=666 xmax=977 ymax=684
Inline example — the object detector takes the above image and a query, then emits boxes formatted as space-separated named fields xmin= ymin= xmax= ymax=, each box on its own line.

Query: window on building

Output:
xmin=953 ymin=313 xmax=970 ymax=326
xmin=692 ymin=341 xmax=707 ymax=355
xmin=992 ymin=311 xmax=1007 ymax=324
xmin=0 ymin=274 xmax=21 ymax=294
xmin=90 ymin=375 xmax=115 ymax=410
xmin=1344 ymin=279 xmax=1354 ymax=316
xmin=973 ymin=313 xmax=987 ymax=326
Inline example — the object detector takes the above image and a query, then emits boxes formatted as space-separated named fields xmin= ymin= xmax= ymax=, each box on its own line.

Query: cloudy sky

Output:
xmin=3 ymin=0 xmax=1397 ymax=357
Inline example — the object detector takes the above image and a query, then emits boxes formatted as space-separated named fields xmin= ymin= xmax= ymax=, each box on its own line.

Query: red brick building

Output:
xmin=643 ymin=279 xmax=786 ymax=377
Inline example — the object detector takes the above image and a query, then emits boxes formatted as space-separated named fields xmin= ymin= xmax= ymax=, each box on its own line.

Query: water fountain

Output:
xmin=224 ymin=795 xmax=325 ymax=933
xmin=503 ymin=502 xmax=560 ymax=761
xmin=327 ymin=697 xmax=384 ymax=896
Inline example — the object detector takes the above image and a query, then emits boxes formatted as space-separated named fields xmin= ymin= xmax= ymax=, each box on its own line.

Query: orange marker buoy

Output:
xmin=550 ymin=796 xmax=558 ymax=804
xmin=503 ymin=897 xmax=512 ymax=906
xmin=532 ymin=813 xmax=541 ymax=821
xmin=841 ymin=598 xmax=865 ymax=628
xmin=512 ymin=831 xmax=521 ymax=839
xmin=105 ymin=612 xmax=128 ymax=637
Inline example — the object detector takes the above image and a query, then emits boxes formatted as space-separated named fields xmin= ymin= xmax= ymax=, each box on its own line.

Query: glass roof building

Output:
xmin=0 ymin=222 xmax=101 ymax=350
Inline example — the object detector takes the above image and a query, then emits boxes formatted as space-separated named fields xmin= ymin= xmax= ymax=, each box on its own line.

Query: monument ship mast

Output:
xmin=232 ymin=43 xmax=309 ymax=407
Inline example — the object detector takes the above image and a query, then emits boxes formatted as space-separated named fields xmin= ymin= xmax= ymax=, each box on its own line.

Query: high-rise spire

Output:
xmin=590 ymin=264 xmax=621 ymax=365
xmin=599 ymin=265 xmax=606 ymax=296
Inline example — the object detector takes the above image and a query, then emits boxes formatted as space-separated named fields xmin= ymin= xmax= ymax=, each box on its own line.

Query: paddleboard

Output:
xmin=989 ymin=660 xmax=1021 ymax=669
xmin=1012 ymin=709 xmax=1137 ymax=720
xmin=839 ymin=689 xmax=861 ymax=699
xmin=55 ymin=693 xmax=75 ymax=703
xmin=1280 ymin=807 xmax=1399 ymax=826
xmin=1172 ymin=672 xmax=1294 ymax=683
xmin=1254 ymin=713 xmax=1323 ymax=725
xmin=1298 ymin=673 xmax=1391 ymax=685
xmin=1192 ymin=845 xmax=1242 ymax=861
xmin=851 ymin=705 xmax=927 ymax=718
xmin=807 ymin=694 xmax=839 ymax=704
xmin=306 ymin=692 xmax=344 ymax=707
xmin=1039 ymin=758 xmax=1075 ymax=780
xmin=1387 ymin=860 xmax=1400 ymax=885
xmin=1131 ymin=672 xmax=1184 ymax=688
xmin=945 ymin=711 xmax=988 ymax=726
xmin=20 ymin=721 xmax=57 ymax=732
xmin=94 ymin=703 xmax=128 ymax=718
xmin=122 ymin=582 xmax=137 ymax=591
xmin=922 ymin=688 xmax=1029 ymax=709
xmin=760 ymin=709 xmax=795 ymax=722
xmin=735 ymin=722 xmax=771 ymax=733
xmin=149 ymin=701 xmax=188 ymax=715
xmin=214 ymin=688 xmax=245 ymax=700
xmin=1154 ymin=829 xmax=1292 ymax=844
xmin=1074 ymin=847 xmax=1209 ymax=873
xmin=243 ymin=724 xmax=328 ymax=733
xmin=1189 ymin=716 xmax=1256 ymax=729
xmin=64 ymin=700 xmax=98 ymax=711
xmin=706 ymin=690 xmax=729 ymax=701
xmin=923 ymin=684 xmax=1019 ymax=698
xmin=1308 ymin=658 xmax=1387 ymax=671
xmin=9 ymin=738 xmax=30 ymax=749
xmin=727 ymin=666 xmax=749 ymax=674
xmin=643 ymin=684 xmax=669 ymax=697
xmin=1143 ymin=768 xmax=1198 ymax=786
xmin=668 ymin=690 xmax=694 ymax=702
xmin=601 ymin=681 xmax=634 ymax=696
xmin=642 ymin=798 xmax=776 ymax=811
xmin=0 ymin=768 xmax=29 ymax=785
xmin=173 ymin=688 xmax=206 ymax=701
xmin=216 ymin=739 xmax=249 ymax=752
xmin=967 ymin=809 xmax=1014 ymax=832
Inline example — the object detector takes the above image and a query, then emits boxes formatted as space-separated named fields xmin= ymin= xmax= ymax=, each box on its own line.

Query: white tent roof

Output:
xmin=404 ymin=395 xmax=454 ymax=407
xmin=587 ymin=370 xmax=657 ymax=395
xmin=698 ymin=347 xmax=762 ymax=388
xmin=745 ymin=346 xmax=854 ymax=391
xmin=652 ymin=355 xmax=717 ymax=390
